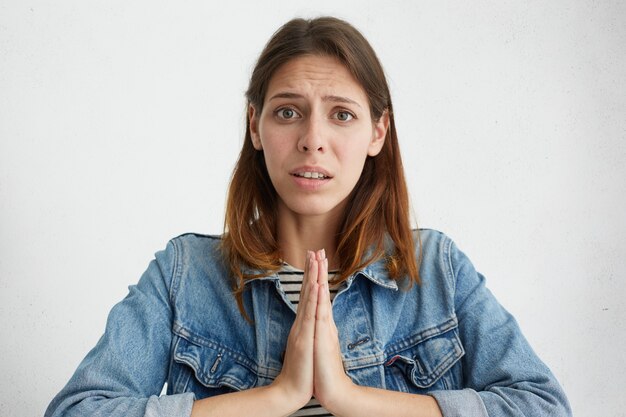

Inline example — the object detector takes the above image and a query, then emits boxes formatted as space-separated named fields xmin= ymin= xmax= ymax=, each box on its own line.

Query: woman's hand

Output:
xmin=272 ymin=250 xmax=442 ymax=417
xmin=270 ymin=250 xmax=319 ymax=410
xmin=311 ymin=250 xmax=356 ymax=412
xmin=273 ymin=249 xmax=357 ymax=414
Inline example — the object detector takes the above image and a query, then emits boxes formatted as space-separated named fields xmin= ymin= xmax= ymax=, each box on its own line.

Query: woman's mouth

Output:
xmin=292 ymin=171 xmax=330 ymax=180
xmin=290 ymin=169 xmax=332 ymax=190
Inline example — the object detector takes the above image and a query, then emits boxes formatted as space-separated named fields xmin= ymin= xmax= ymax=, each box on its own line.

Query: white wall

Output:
xmin=1 ymin=1 xmax=624 ymax=416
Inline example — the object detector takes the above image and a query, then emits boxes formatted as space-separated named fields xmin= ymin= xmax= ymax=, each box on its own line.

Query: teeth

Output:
xmin=296 ymin=172 xmax=327 ymax=179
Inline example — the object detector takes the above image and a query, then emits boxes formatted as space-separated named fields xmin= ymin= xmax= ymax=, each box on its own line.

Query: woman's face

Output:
xmin=249 ymin=54 xmax=388 ymax=221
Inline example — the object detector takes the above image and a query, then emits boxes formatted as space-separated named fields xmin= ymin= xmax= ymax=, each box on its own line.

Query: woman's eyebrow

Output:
xmin=268 ymin=92 xmax=303 ymax=101
xmin=324 ymin=95 xmax=362 ymax=108
xmin=268 ymin=92 xmax=362 ymax=108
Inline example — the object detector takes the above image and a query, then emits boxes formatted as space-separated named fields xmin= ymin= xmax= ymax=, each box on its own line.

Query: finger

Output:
xmin=315 ymin=248 xmax=326 ymax=285
xmin=316 ymin=257 xmax=331 ymax=321
xmin=297 ymin=251 xmax=319 ymax=331
xmin=295 ymin=251 xmax=312 ymax=316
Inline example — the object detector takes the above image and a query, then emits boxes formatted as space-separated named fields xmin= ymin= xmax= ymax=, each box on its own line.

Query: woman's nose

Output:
xmin=297 ymin=117 xmax=325 ymax=153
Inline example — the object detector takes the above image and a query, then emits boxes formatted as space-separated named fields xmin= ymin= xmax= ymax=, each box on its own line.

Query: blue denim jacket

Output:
xmin=45 ymin=229 xmax=571 ymax=417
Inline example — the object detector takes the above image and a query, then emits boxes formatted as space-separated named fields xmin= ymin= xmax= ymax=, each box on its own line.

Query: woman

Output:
xmin=45 ymin=17 xmax=572 ymax=417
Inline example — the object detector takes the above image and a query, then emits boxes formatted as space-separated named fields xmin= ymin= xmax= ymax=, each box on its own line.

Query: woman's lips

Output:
xmin=292 ymin=171 xmax=330 ymax=179
xmin=290 ymin=166 xmax=332 ymax=179
xmin=291 ymin=173 xmax=331 ymax=189
xmin=289 ymin=166 xmax=333 ymax=189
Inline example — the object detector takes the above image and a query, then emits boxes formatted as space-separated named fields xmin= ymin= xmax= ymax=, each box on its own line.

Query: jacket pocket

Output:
xmin=171 ymin=336 xmax=257 ymax=397
xmin=384 ymin=322 xmax=464 ymax=392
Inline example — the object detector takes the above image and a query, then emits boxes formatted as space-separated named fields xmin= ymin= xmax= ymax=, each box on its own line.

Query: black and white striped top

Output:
xmin=278 ymin=262 xmax=340 ymax=306
xmin=278 ymin=263 xmax=339 ymax=417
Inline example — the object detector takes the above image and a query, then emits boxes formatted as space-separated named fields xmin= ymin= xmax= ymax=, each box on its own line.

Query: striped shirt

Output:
xmin=278 ymin=262 xmax=340 ymax=306
xmin=278 ymin=263 xmax=338 ymax=417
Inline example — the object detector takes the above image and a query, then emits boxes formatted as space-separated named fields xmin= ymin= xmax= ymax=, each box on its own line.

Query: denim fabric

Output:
xmin=44 ymin=229 xmax=571 ymax=417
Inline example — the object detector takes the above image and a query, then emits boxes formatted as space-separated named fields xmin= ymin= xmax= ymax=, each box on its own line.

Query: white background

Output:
xmin=1 ymin=1 xmax=625 ymax=416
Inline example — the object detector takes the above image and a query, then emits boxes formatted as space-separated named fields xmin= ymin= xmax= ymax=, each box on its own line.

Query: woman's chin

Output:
xmin=278 ymin=198 xmax=347 ymax=221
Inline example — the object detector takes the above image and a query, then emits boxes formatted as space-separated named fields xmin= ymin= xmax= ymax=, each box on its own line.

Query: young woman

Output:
xmin=45 ymin=17 xmax=572 ymax=417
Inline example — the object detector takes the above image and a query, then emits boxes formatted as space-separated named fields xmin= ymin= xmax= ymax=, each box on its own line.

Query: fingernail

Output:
xmin=321 ymin=248 xmax=326 ymax=260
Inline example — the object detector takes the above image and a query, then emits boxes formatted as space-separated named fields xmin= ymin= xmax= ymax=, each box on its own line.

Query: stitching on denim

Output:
xmin=384 ymin=316 xmax=458 ymax=354
xmin=355 ymin=280 xmax=376 ymax=345
xmin=342 ymin=352 xmax=386 ymax=370
xmin=170 ymin=337 xmax=188 ymax=392
xmin=444 ymin=235 xmax=455 ymax=292
xmin=169 ymin=237 xmax=182 ymax=304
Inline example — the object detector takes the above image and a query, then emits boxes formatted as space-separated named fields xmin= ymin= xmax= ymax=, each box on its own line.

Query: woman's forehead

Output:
xmin=264 ymin=55 xmax=368 ymax=105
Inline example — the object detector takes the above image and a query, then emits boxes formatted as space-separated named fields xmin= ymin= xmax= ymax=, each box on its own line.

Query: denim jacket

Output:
xmin=45 ymin=229 xmax=571 ymax=417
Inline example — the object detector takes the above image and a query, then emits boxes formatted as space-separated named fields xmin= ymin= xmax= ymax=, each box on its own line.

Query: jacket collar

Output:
xmin=355 ymin=258 xmax=399 ymax=290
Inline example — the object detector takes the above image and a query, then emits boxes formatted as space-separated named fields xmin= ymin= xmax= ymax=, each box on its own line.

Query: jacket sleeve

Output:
xmin=44 ymin=240 xmax=195 ymax=417
xmin=429 ymin=237 xmax=572 ymax=417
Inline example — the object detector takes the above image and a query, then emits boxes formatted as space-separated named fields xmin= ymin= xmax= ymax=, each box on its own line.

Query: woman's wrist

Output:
xmin=324 ymin=383 xmax=443 ymax=417
xmin=317 ymin=374 xmax=358 ymax=416
xmin=190 ymin=383 xmax=306 ymax=417
xmin=268 ymin=376 xmax=312 ymax=413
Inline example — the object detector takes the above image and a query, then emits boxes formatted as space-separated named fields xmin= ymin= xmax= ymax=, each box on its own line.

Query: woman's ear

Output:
xmin=367 ymin=110 xmax=389 ymax=156
xmin=249 ymin=104 xmax=263 ymax=150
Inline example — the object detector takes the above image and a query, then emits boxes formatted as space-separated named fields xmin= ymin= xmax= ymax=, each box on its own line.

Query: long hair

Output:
xmin=222 ymin=17 xmax=420 ymax=317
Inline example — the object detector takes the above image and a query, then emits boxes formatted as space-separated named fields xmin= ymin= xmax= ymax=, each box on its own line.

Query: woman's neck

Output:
xmin=277 ymin=205 xmax=341 ymax=270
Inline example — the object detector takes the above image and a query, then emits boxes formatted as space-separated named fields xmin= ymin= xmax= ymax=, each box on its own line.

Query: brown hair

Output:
xmin=222 ymin=17 xmax=420 ymax=317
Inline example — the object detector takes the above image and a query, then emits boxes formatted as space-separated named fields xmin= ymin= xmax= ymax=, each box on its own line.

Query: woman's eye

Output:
xmin=334 ymin=111 xmax=354 ymax=122
xmin=277 ymin=108 xmax=299 ymax=119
